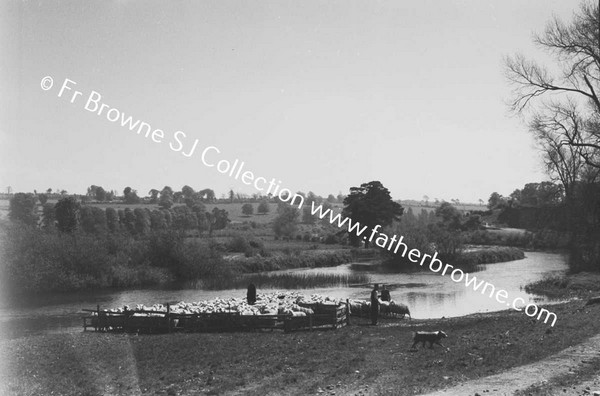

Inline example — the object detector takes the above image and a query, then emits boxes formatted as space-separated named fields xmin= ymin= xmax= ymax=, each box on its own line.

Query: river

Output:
xmin=0 ymin=251 xmax=568 ymax=339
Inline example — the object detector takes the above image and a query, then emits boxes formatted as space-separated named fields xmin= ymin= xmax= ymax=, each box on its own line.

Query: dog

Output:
xmin=410 ymin=331 xmax=448 ymax=350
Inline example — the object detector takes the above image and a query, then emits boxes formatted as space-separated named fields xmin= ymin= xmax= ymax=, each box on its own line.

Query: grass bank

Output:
xmin=227 ymin=249 xmax=355 ymax=273
xmin=383 ymin=246 xmax=525 ymax=273
xmin=465 ymin=228 xmax=570 ymax=250
xmin=3 ymin=300 xmax=600 ymax=396
xmin=454 ymin=246 xmax=525 ymax=270
xmin=525 ymin=272 xmax=600 ymax=298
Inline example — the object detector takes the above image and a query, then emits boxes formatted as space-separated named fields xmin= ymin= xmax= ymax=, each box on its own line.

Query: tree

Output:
xmin=149 ymin=209 xmax=167 ymax=231
xmin=342 ymin=181 xmax=404 ymax=247
xmin=55 ymin=197 xmax=80 ymax=233
xmin=423 ymin=195 xmax=429 ymax=206
xmin=79 ymin=205 xmax=107 ymax=235
xmin=509 ymin=189 xmax=522 ymax=205
xmin=95 ymin=186 xmax=106 ymax=202
xmin=435 ymin=202 xmax=462 ymax=231
xmin=229 ymin=189 xmax=235 ymax=202
xmin=241 ymin=203 xmax=254 ymax=216
xmin=518 ymin=182 xmax=564 ymax=207
xmin=428 ymin=222 xmax=463 ymax=260
xmin=123 ymin=208 xmax=136 ymax=234
xmin=193 ymin=205 xmax=209 ymax=234
xmin=87 ymin=185 xmax=98 ymax=198
xmin=505 ymin=1 xmax=600 ymax=170
xmin=148 ymin=189 xmax=160 ymax=204
xmin=529 ymin=104 xmax=598 ymax=199
xmin=159 ymin=186 xmax=174 ymax=209
xmin=257 ymin=200 xmax=270 ymax=215
xmin=134 ymin=208 xmax=151 ymax=235
xmin=38 ymin=193 xmax=48 ymax=205
xmin=123 ymin=187 xmax=140 ymax=204
xmin=182 ymin=185 xmax=195 ymax=199
xmin=327 ymin=194 xmax=336 ymax=203
xmin=199 ymin=188 xmax=216 ymax=203
xmin=425 ymin=202 xmax=465 ymax=260
xmin=171 ymin=206 xmax=197 ymax=230
xmin=273 ymin=206 xmax=299 ymax=239
xmin=173 ymin=191 xmax=183 ymax=204
xmin=80 ymin=206 xmax=95 ymax=233
xmin=9 ymin=193 xmax=37 ymax=225
xmin=162 ymin=209 xmax=172 ymax=228
xmin=306 ymin=191 xmax=318 ymax=205
xmin=91 ymin=207 xmax=107 ymax=233
xmin=41 ymin=203 xmax=55 ymax=229
xmin=487 ymin=192 xmax=506 ymax=210
xmin=302 ymin=206 xmax=316 ymax=224
xmin=106 ymin=207 xmax=119 ymax=233
xmin=206 ymin=208 xmax=230 ymax=235
xmin=88 ymin=185 xmax=106 ymax=201
xmin=181 ymin=185 xmax=198 ymax=208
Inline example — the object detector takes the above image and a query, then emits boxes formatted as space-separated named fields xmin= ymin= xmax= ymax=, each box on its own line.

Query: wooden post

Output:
xmin=346 ymin=299 xmax=351 ymax=326
xmin=96 ymin=304 xmax=100 ymax=332
xmin=332 ymin=309 xmax=336 ymax=330
xmin=167 ymin=303 xmax=171 ymax=333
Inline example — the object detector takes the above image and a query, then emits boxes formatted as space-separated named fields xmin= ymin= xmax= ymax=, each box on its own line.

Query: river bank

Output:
xmin=382 ymin=245 xmax=525 ymax=273
xmin=525 ymin=271 xmax=600 ymax=298
xmin=2 ymin=299 xmax=599 ymax=396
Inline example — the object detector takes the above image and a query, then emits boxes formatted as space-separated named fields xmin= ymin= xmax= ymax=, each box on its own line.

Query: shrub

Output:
xmin=324 ymin=234 xmax=340 ymax=244
xmin=241 ymin=203 xmax=254 ymax=216
xmin=228 ymin=234 xmax=251 ymax=253
xmin=9 ymin=193 xmax=38 ymax=225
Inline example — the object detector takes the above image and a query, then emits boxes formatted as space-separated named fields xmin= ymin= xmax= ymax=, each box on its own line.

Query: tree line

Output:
xmin=9 ymin=193 xmax=231 ymax=236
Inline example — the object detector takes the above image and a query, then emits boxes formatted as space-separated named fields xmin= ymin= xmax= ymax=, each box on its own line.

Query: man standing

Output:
xmin=247 ymin=283 xmax=257 ymax=305
xmin=380 ymin=285 xmax=391 ymax=302
xmin=370 ymin=284 xmax=380 ymax=325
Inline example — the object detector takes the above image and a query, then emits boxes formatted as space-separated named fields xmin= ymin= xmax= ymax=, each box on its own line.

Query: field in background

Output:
xmin=0 ymin=199 xmax=485 ymax=224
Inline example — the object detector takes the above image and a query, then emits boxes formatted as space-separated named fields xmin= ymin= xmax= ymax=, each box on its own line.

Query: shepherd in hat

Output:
xmin=370 ymin=283 xmax=380 ymax=325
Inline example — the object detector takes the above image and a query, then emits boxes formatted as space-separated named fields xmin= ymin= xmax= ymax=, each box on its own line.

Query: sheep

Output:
xmin=388 ymin=302 xmax=411 ymax=319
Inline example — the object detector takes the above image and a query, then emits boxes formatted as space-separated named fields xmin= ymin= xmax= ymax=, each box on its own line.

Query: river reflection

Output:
xmin=0 ymin=251 xmax=567 ymax=339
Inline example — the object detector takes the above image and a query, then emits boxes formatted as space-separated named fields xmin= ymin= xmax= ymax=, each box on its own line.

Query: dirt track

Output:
xmin=419 ymin=334 xmax=600 ymax=396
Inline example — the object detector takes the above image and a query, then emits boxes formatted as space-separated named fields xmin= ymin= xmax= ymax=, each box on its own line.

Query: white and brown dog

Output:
xmin=410 ymin=331 xmax=448 ymax=350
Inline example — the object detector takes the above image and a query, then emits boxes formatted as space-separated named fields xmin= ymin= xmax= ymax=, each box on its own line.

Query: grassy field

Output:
xmin=3 ymin=300 xmax=599 ymax=396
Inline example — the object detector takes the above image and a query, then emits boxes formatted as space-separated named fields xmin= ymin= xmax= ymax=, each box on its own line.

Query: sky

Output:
xmin=0 ymin=0 xmax=583 ymax=203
